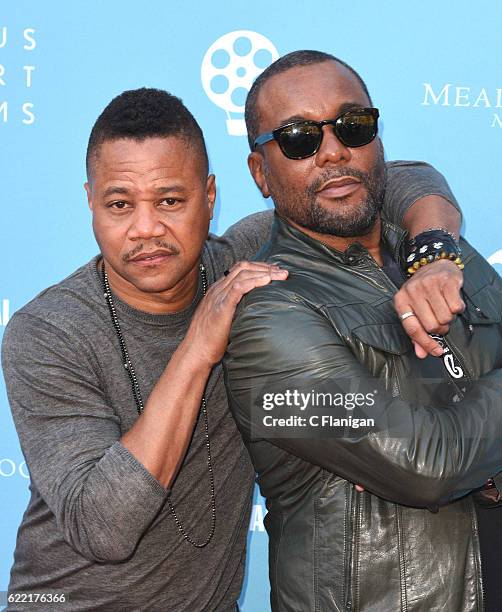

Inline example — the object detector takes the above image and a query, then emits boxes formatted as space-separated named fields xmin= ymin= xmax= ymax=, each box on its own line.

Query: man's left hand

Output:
xmin=393 ymin=259 xmax=465 ymax=358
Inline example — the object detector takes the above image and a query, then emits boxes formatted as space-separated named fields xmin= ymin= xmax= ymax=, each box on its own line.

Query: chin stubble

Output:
xmin=272 ymin=151 xmax=387 ymax=238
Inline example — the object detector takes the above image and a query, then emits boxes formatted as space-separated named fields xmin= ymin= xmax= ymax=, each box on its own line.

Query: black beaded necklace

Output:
xmin=101 ymin=261 xmax=216 ymax=548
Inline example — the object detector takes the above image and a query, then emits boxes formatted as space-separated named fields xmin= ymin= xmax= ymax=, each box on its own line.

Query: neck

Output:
xmin=100 ymin=259 xmax=201 ymax=314
xmin=286 ymin=214 xmax=383 ymax=266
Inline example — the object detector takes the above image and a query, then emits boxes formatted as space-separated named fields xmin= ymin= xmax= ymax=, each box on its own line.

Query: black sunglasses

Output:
xmin=253 ymin=107 xmax=379 ymax=160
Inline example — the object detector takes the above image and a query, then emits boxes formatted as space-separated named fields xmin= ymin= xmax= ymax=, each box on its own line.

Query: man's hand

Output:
xmin=394 ymin=259 xmax=465 ymax=358
xmin=184 ymin=261 xmax=288 ymax=366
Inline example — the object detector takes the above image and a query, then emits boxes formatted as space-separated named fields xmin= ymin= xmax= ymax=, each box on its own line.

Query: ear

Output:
xmin=84 ymin=182 xmax=93 ymax=211
xmin=206 ymin=174 xmax=216 ymax=220
xmin=248 ymin=152 xmax=270 ymax=198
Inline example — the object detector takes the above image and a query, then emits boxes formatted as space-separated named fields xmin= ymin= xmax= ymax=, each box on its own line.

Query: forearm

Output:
xmin=229 ymin=369 xmax=502 ymax=509
xmin=383 ymin=160 xmax=462 ymax=232
xmin=341 ymin=369 xmax=502 ymax=507
xmin=402 ymin=194 xmax=461 ymax=239
xmin=121 ymin=337 xmax=212 ymax=488
xmin=4 ymin=313 xmax=211 ymax=559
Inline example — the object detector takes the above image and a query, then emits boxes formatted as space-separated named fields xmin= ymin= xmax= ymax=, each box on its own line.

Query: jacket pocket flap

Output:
xmin=352 ymin=323 xmax=412 ymax=355
xmin=461 ymin=284 xmax=502 ymax=325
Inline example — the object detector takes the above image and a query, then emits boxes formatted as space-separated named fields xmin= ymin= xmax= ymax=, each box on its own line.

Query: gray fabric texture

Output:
xmin=1 ymin=161 xmax=459 ymax=611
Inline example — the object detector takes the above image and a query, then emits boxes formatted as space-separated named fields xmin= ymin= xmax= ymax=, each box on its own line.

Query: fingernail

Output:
xmin=433 ymin=347 xmax=444 ymax=357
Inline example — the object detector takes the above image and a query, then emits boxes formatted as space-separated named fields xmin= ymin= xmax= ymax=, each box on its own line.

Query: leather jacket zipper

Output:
xmin=470 ymin=501 xmax=486 ymax=610
xmin=342 ymin=481 xmax=353 ymax=611
xmin=347 ymin=488 xmax=362 ymax=612
xmin=395 ymin=505 xmax=409 ymax=611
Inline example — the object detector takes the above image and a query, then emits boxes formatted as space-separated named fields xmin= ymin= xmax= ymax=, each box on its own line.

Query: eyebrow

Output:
xmin=277 ymin=102 xmax=367 ymax=127
xmin=102 ymin=185 xmax=187 ymax=198
xmin=154 ymin=185 xmax=187 ymax=194
xmin=102 ymin=186 xmax=129 ymax=198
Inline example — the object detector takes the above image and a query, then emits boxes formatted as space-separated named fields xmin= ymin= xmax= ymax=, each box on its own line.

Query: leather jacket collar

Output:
xmin=268 ymin=212 xmax=408 ymax=268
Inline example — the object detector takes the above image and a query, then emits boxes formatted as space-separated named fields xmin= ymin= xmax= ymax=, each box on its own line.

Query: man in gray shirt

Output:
xmin=1 ymin=87 xmax=461 ymax=611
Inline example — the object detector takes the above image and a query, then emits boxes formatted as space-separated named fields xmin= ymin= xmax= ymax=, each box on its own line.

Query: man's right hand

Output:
xmin=393 ymin=259 xmax=465 ymax=358
xmin=184 ymin=261 xmax=288 ymax=367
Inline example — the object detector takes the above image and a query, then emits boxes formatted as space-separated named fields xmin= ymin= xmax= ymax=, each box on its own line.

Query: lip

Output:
xmin=128 ymin=250 xmax=175 ymax=265
xmin=316 ymin=177 xmax=361 ymax=199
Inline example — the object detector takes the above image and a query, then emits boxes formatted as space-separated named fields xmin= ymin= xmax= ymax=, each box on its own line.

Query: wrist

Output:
xmin=174 ymin=336 xmax=215 ymax=375
xmin=404 ymin=229 xmax=463 ymax=277
xmin=410 ymin=226 xmax=458 ymax=243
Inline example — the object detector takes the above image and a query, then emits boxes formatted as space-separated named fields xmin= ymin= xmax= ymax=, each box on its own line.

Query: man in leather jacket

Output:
xmin=224 ymin=50 xmax=502 ymax=611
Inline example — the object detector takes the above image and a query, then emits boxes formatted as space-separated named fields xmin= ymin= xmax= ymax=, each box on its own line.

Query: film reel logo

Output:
xmin=201 ymin=31 xmax=279 ymax=136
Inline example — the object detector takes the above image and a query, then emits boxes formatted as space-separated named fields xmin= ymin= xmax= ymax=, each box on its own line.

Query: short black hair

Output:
xmin=245 ymin=50 xmax=372 ymax=150
xmin=86 ymin=87 xmax=209 ymax=180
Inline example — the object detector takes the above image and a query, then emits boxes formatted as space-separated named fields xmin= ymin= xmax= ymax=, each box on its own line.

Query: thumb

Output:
xmin=413 ymin=341 xmax=428 ymax=359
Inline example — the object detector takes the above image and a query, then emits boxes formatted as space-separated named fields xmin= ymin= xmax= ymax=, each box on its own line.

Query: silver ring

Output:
xmin=400 ymin=311 xmax=416 ymax=321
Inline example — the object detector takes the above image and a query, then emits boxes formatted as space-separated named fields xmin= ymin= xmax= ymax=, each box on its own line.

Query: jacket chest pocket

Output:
xmin=325 ymin=300 xmax=413 ymax=379
xmin=349 ymin=322 xmax=450 ymax=404
xmin=326 ymin=298 xmax=416 ymax=399
xmin=351 ymin=321 xmax=413 ymax=363
xmin=326 ymin=300 xmax=458 ymax=404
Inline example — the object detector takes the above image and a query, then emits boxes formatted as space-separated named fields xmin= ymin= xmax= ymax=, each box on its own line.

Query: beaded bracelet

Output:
xmin=404 ymin=229 xmax=464 ymax=277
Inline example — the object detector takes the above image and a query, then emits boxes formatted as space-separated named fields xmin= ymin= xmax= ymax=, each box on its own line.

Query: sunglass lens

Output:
xmin=277 ymin=123 xmax=322 ymax=159
xmin=336 ymin=111 xmax=378 ymax=147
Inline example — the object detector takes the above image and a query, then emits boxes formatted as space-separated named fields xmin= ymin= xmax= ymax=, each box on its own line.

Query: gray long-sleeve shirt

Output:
xmin=1 ymin=162 xmax=459 ymax=611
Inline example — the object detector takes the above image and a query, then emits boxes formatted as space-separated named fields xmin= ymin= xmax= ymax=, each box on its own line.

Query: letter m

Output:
xmin=422 ymin=83 xmax=451 ymax=106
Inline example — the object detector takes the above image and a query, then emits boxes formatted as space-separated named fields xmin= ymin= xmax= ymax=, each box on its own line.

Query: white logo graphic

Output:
xmin=0 ymin=299 xmax=10 ymax=326
xmin=443 ymin=353 xmax=464 ymax=379
xmin=430 ymin=334 xmax=464 ymax=379
xmin=0 ymin=458 xmax=29 ymax=479
xmin=201 ymin=31 xmax=279 ymax=136
xmin=488 ymin=249 xmax=502 ymax=266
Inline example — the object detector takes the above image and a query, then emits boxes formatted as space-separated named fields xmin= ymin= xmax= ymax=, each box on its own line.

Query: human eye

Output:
xmin=160 ymin=197 xmax=181 ymax=207
xmin=107 ymin=200 xmax=131 ymax=211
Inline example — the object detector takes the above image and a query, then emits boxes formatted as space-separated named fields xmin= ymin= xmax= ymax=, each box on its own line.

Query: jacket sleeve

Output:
xmin=382 ymin=160 xmax=461 ymax=226
xmin=1 ymin=313 xmax=169 ymax=563
xmin=224 ymin=291 xmax=502 ymax=509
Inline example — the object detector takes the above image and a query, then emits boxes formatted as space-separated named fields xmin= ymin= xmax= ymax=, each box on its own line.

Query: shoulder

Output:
xmin=204 ymin=211 xmax=274 ymax=280
xmin=3 ymin=258 xmax=103 ymax=348
xmin=224 ymin=210 xmax=274 ymax=237
xmin=230 ymin=278 xmax=325 ymax=346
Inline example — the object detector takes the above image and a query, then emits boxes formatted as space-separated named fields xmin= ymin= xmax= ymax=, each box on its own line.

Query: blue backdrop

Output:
xmin=1 ymin=1 xmax=501 ymax=610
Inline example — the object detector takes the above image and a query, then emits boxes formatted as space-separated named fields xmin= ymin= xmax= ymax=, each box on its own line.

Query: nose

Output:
xmin=127 ymin=204 xmax=167 ymax=240
xmin=314 ymin=124 xmax=352 ymax=167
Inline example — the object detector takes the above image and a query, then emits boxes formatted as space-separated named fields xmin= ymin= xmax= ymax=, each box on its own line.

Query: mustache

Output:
xmin=307 ymin=167 xmax=372 ymax=195
xmin=122 ymin=240 xmax=180 ymax=262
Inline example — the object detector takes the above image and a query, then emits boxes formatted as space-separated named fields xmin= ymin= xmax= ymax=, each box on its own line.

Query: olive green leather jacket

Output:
xmin=224 ymin=215 xmax=502 ymax=612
